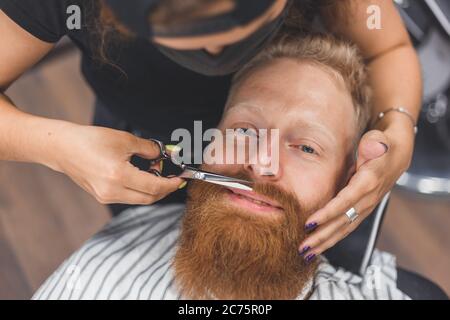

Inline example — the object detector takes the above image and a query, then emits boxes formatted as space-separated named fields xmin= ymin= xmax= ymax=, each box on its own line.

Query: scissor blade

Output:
xmin=178 ymin=166 xmax=253 ymax=191
xmin=206 ymin=180 xmax=253 ymax=191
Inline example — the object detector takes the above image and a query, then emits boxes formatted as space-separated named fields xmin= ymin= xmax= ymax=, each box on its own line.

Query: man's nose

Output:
xmin=243 ymin=160 xmax=282 ymax=182
xmin=242 ymin=139 xmax=282 ymax=182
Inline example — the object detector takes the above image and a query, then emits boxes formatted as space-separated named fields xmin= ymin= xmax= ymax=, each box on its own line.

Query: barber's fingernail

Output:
xmin=305 ymin=253 xmax=316 ymax=263
xmin=178 ymin=181 xmax=187 ymax=189
xmin=379 ymin=142 xmax=389 ymax=153
xmin=298 ymin=246 xmax=311 ymax=256
xmin=166 ymin=145 xmax=181 ymax=153
xmin=305 ymin=222 xmax=318 ymax=231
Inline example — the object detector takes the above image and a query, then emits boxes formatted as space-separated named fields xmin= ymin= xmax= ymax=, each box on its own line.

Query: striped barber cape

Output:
xmin=33 ymin=204 xmax=410 ymax=300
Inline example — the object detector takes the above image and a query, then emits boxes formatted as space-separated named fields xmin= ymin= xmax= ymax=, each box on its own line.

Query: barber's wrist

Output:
xmin=25 ymin=116 xmax=78 ymax=172
xmin=371 ymin=110 xmax=417 ymax=138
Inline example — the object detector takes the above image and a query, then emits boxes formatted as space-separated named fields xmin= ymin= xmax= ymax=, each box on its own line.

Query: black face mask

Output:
xmin=154 ymin=12 xmax=286 ymax=76
xmin=105 ymin=0 xmax=293 ymax=76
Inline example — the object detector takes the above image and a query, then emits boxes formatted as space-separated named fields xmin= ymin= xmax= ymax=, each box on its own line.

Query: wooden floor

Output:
xmin=0 ymin=49 xmax=449 ymax=299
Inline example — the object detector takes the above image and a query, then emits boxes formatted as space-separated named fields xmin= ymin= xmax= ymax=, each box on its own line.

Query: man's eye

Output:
xmin=235 ymin=128 xmax=258 ymax=137
xmin=298 ymin=145 xmax=316 ymax=154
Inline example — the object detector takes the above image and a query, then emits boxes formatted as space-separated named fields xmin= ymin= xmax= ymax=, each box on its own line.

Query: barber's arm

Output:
xmin=0 ymin=10 xmax=184 ymax=206
xmin=299 ymin=0 xmax=421 ymax=255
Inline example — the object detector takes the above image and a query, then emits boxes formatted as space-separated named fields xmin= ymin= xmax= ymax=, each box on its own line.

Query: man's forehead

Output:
xmin=239 ymin=58 xmax=345 ymax=90
xmin=228 ymin=59 xmax=350 ymax=111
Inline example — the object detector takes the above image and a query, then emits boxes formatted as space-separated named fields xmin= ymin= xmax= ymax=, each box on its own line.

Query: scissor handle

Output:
xmin=149 ymin=168 xmax=163 ymax=177
xmin=148 ymin=138 xmax=170 ymax=165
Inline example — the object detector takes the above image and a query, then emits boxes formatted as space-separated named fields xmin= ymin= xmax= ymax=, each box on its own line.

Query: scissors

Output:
xmin=147 ymin=139 xmax=253 ymax=191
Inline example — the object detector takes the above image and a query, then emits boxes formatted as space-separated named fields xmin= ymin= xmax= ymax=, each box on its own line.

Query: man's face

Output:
xmin=206 ymin=58 xmax=357 ymax=217
xmin=174 ymin=58 xmax=358 ymax=300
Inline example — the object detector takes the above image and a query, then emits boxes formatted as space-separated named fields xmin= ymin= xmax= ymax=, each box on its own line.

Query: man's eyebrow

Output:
xmin=227 ymin=102 xmax=264 ymax=113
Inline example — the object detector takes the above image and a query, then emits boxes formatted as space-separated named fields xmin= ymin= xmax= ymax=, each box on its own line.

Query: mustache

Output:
xmin=186 ymin=169 xmax=306 ymax=234
xmin=210 ymin=170 xmax=301 ymax=213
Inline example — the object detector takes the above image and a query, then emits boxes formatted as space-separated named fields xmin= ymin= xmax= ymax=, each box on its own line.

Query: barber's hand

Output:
xmin=298 ymin=121 xmax=415 ymax=260
xmin=50 ymin=124 xmax=185 ymax=205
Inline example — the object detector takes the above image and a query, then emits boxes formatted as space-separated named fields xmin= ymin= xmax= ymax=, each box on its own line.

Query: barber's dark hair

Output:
xmin=85 ymin=0 xmax=133 ymax=67
xmin=149 ymin=0 xmax=234 ymax=27
xmin=89 ymin=0 xmax=349 ymax=65
xmin=148 ymin=0 xmax=349 ymax=31
xmin=89 ymin=0 xmax=235 ymax=65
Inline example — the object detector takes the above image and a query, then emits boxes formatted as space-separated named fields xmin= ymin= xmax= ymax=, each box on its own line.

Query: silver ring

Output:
xmin=345 ymin=207 xmax=359 ymax=223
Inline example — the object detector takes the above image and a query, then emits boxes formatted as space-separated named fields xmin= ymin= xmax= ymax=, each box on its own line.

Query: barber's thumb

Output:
xmin=131 ymin=136 xmax=163 ymax=159
xmin=356 ymin=130 xmax=389 ymax=169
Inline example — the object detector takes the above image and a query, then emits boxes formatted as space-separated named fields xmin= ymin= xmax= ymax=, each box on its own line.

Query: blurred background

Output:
xmin=0 ymin=0 xmax=449 ymax=299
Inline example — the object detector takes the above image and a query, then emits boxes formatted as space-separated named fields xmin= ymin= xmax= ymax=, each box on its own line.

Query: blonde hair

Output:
xmin=230 ymin=31 xmax=371 ymax=139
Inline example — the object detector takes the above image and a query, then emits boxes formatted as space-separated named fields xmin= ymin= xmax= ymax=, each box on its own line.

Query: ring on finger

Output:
xmin=344 ymin=207 xmax=359 ymax=223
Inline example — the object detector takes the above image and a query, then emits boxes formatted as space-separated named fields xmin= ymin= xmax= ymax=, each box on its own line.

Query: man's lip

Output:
xmin=226 ymin=187 xmax=283 ymax=209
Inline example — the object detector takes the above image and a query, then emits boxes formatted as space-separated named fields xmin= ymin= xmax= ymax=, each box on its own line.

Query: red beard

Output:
xmin=173 ymin=175 xmax=319 ymax=300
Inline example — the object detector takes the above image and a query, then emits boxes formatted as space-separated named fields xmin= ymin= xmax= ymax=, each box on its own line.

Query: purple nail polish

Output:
xmin=298 ymin=246 xmax=311 ymax=256
xmin=305 ymin=222 xmax=317 ymax=231
xmin=379 ymin=142 xmax=389 ymax=152
xmin=305 ymin=253 xmax=316 ymax=263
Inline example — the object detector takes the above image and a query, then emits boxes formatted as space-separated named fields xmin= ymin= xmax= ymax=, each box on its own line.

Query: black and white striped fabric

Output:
xmin=33 ymin=204 xmax=410 ymax=300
